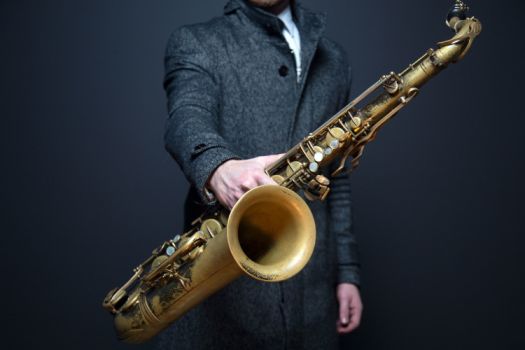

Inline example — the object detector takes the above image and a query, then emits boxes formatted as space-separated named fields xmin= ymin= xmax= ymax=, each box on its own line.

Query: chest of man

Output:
xmin=208 ymin=21 xmax=349 ymax=156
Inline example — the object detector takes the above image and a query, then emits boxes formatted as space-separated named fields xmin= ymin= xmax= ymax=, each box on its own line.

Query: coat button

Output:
xmin=279 ymin=65 xmax=289 ymax=77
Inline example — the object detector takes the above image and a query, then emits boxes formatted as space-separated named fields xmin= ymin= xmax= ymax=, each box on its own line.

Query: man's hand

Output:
xmin=208 ymin=154 xmax=283 ymax=209
xmin=336 ymin=283 xmax=363 ymax=334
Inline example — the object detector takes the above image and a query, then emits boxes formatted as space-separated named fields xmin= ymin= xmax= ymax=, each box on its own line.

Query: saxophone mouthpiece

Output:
xmin=446 ymin=0 xmax=469 ymax=29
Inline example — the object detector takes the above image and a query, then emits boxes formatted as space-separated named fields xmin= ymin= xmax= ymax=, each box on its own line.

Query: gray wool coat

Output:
xmin=160 ymin=1 xmax=360 ymax=349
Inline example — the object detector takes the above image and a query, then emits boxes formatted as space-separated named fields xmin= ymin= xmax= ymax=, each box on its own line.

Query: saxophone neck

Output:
xmin=446 ymin=0 xmax=470 ymax=30
xmin=437 ymin=1 xmax=482 ymax=63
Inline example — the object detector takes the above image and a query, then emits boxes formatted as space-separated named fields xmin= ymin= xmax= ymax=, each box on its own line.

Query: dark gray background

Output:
xmin=2 ymin=0 xmax=524 ymax=349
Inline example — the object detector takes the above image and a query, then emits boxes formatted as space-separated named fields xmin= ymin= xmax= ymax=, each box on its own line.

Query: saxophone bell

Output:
xmin=107 ymin=185 xmax=316 ymax=343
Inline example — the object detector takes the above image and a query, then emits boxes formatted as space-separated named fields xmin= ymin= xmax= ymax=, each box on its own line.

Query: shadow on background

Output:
xmin=2 ymin=1 xmax=524 ymax=349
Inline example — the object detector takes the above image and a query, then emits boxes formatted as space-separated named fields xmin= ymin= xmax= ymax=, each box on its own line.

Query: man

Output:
xmin=161 ymin=0 xmax=362 ymax=349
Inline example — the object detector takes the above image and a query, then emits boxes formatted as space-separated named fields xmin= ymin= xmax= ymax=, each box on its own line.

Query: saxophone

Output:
xmin=103 ymin=1 xmax=481 ymax=343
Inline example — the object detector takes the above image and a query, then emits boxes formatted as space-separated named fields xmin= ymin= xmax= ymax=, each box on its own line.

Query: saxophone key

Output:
xmin=324 ymin=127 xmax=345 ymax=146
xmin=151 ymin=255 xmax=169 ymax=270
xmin=166 ymin=246 xmax=175 ymax=256
xmin=286 ymin=160 xmax=303 ymax=177
xmin=271 ymin=174 xmax=285 ymax=185
xmin=305 ymin=175 xmax=331 ymax=201
xmin=121 ymin=289 xmax=140 ymax=312
xmin=349 ymin=115 xmax=362 ymax=129
xmin=200 ymin=219 xmax=222 ymax=238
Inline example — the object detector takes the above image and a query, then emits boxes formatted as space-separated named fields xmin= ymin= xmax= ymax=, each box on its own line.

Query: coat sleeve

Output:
xmin=164 ymin=26 xmax=239 ymax=204
xmin=328 ymin=64 xmax=361 ymax=287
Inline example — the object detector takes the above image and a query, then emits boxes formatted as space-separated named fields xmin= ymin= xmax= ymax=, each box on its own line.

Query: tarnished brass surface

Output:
xmin=104 ymin=185 xmax=316 ymax=343
xmin=103 ymin=1 xmax=481 ymax=343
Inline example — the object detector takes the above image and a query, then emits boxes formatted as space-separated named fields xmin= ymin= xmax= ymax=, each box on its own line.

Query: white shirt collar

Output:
xmin=277 ymin=6 xmax=294 ymax=34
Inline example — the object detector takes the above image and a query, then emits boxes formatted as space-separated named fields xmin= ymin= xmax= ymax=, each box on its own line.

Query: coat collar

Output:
xmin=224 ymin=0 xmax=326 ymax=39
xmin=224 ymin=0 xmax=326 ymax=86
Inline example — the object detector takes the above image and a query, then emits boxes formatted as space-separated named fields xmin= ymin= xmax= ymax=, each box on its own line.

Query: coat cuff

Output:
xmin=338 ymin=266 xmax=361 ymax=288
xmin=191 ymin=145 xmax=240 ymax=204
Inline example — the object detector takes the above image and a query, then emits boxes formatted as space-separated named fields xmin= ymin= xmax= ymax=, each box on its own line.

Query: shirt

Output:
xmin=278 ymin=6 xmax=302 ymax=80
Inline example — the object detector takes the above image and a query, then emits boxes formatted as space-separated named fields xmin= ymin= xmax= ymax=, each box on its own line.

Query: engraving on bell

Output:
xmin=309 ymin=162 xmax=319 ymax=173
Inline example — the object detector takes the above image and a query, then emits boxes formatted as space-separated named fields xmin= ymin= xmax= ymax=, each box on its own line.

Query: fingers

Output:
xmin=336 ymin=284 xmax=363 ymax=334
xmin=209 ymin=154 xmax=285 ymax=209
xmin=256 ymin=153 xmax=285 ymax=186
xmin=215 ymin=191 xmax=239 ymax=211
xmin=258 ymin=153 xmax=285 ymax=168
xmin=347 ymin=304 xmax=362 ymax=332
xmin=255 ymin=173 xmax=277 ymax=186
xmin=337 ymin=305 xmax=362 ymax=334
xmin=337 ymin=296 xmax=350 ymax=333
xmin=240 ymin=177 xmax=260 ymax=191
xmin=218 ymin=173 xmax=273 ymax=209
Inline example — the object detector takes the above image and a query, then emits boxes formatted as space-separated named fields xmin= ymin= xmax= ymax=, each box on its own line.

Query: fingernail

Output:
xmin=342 ymin=318 xmax=348 ymax=325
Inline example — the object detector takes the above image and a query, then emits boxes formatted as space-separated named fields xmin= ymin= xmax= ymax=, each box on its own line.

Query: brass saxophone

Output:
xmin=103 ymin=1 xmax=481 ymax=343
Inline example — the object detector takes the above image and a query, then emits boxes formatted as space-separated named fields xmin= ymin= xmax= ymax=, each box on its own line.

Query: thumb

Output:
xmin=339 ymin=296 xmax=350 ymax=326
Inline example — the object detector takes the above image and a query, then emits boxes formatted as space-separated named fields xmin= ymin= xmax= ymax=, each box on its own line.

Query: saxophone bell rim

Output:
xmin=226 ymin=185 xmax=316 ymax=282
